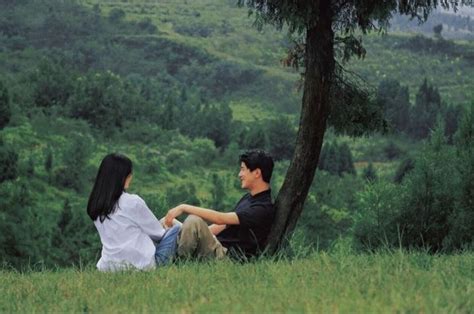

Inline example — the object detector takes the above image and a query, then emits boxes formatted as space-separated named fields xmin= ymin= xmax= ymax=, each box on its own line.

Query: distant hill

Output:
xmin=82 ymin=0 xmax=474 ymax=108
xmin=389 ymin=8 xmax=474 ymax=40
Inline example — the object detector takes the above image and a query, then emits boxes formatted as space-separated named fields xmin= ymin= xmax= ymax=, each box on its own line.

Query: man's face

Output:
xmin=239 ymin=162 xmax=256 ymax=190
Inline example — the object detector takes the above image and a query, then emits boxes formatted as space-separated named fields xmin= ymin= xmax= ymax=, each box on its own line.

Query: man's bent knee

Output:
xmin=183 ymin=214 xmax=206 ymax=228
xmin=178 ymin=215 xmax=209 ymax=258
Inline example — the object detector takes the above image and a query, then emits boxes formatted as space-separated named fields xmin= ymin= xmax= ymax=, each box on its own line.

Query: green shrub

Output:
xmin=445 ymin=106 xmax=474 ymax=249
xmin=319 ymin=141 xmax=356 ymax=176
xmin=30 ymin=58 xmax=74 ymax=108
xmin=383 ymin=141 xmax=403 ymax=160
xmin=165 ymin=183 xmax=201 ymax=209
xmin=53 ymin=133 xmax=93 ymax=192
xmin=0 ymin=138 xmax=18 ymax=183
xmin=0 ymin=81 xmax=11 ymax=129
xmin=174 ymin=23 xmax=213 ymax=37
xmin=409 ymin=79 xmax=443 ymax=139
xmin=353 ymin=181 xmax=406 ymax=250
xmin=68 ymin=71 xmax=145 ymax=134
xmin=0 ymin=180 xmax=55 ymax=268
xmin=298 ymin=171 xmax=362 ymax=250
xmin=398 ymin=124 xmax=459 ymax=251
xmin=355 ymin=116 xmax=473 ymax=252
xmin=108 ymin=8 xmax=126 ymax=23
xmin=136 ymin=18 xmax=157 ymax=34
xmin=376 ymin=79 xmax=410 ymax=133
xmin=265 ymin=116 xmax=296 ymax=161
xmin=393 ymin=157 xmax=414 ymax=184
xmin=51 ymin=198 xmax=100 ymax=266
xmin=362 ymin=162 xmax=377 ymax=182
xmin=26 ymin=155 xmax=35 ymax=177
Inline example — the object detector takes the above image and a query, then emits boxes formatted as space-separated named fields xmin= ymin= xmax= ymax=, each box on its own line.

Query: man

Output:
xmin=164 ymin=150 xmax=274 ymax=259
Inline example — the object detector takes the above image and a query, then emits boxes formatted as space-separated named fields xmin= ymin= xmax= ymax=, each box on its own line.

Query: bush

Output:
xmin=189 ymin=138 xmax=218 ymax=166
xmin=444 ymin=104 xmax=463 ymax=144
xmin=207 ymin=61 xmax=261 ymax=96
xmin=192 ymin=103 xmax=233 ymax=149
xmin=393 ymin=157 xmax=414 ymax=184
xmin=376 ymin=79 xmax=410 ymax=133
xmin=0 ymin=180 xmax=55 ymax=268
xmin=165 ymin=183 xmax=201 ymax=208
xmin=446 ymin=107 xmax=474 ymax=249
xmin=51 ymin=198 xmax=100 ymax=266
xmin=265 ymin=116 xmax=296 ymax=161
xmin=355 ymin=117 xmax=473 ymax=252
xmin=26 ymin=155 xmax=35 ymax=177
xmin=53 ymin=133 xmax=92 ymax=192
xmin=318 ymin=141 xmax=356 ymax=176
xmin=298 ymin=171 xmax=362 ymax=250
xmin=108 ymin=8 xmax=126 ymax=23
xmin=362 ymin=162 xmax=377 ymax=182
xmin=165 ymin=149 xmax=194 ymax=173
xmin=383 ymin=141 xmax=403 ymax=160
xmin=68 ymin=71 xmax=145 ymax=134
xmin=353 ymin=181 xmax=406 ymax=250
xmin=121 ymin=122 xmax=165 ymax=145
xmin=44 ymin=146 xmax=53 ymax=175
xmin=397 ymin=127 xmax=459 ymax=251
xmin=174 ymin=24 xmax=213 ymax=37
xmin=211 ymin=173 xmax=226 ymax=209
xmin=409 ymin=79 xmax=443 ymax=139
xmin=31 ymin=58 xmax=74 ymax=108
xmin=0 ymin=138 xmax=18 ymax=183
xmin=0 ymin=81 xmax=11 ymax=129
xmin=240 ymin=124 xmax=266 ymax=151
xmin=137 ymin=18 xmax=157 ymax=34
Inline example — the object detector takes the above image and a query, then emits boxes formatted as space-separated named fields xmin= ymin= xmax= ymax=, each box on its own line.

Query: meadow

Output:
xmin=1 ymin=251 xmax=472 ymax=313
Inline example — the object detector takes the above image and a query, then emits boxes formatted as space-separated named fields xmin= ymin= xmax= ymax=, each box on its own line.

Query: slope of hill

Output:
xmin=86 ymin=0 xmax=474 ymax=108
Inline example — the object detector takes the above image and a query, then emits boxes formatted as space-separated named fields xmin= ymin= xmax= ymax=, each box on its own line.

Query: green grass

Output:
xmin=1 ymin=252 xmax=472 ymax=313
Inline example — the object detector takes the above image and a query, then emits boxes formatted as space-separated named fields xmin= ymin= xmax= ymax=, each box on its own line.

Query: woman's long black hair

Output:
xmin=87 ymin=153 xmax=132 ymax=222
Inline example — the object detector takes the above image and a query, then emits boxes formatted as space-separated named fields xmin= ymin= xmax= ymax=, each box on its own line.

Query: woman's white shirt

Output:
xmin=93 ymin=192 xmax=165 ymax=271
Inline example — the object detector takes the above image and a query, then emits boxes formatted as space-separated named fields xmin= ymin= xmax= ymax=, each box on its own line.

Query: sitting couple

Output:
xmin=87 ymin=150 xmax=275 ymax=271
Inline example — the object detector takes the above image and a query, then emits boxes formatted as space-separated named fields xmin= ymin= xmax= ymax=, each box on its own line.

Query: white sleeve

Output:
xmin=133 ymin=197 xmax=166 ymax=241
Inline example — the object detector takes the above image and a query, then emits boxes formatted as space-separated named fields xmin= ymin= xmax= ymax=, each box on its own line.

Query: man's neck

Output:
xmin=248 ymin=183 xmax=270 ymax=196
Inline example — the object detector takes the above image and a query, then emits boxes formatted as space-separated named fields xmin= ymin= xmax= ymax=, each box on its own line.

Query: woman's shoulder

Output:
xmin=118 ymin=192 xmax=145 ymax=208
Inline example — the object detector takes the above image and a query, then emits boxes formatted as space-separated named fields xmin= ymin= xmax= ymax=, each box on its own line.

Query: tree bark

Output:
xmin=267 ymin=1 xmax=335 ymax=253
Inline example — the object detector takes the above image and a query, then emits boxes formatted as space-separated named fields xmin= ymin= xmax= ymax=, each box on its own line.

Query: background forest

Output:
xmin=0 ymin=0 xmax=473 ymax=269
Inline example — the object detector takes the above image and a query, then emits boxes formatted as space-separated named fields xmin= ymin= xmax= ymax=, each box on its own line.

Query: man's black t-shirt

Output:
xmin=217 ymin=189 xmax=274 ymax=257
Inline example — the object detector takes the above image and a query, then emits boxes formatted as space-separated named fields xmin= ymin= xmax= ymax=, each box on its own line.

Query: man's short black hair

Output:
xmin=239 ymin=150 xmax=274 ymax=183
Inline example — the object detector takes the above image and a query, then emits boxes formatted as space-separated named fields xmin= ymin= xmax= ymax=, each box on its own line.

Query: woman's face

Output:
xmin=124 ymin=173 xmax=133 ymax=189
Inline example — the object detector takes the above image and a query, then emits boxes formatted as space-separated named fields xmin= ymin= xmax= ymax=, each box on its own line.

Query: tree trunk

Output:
xmin=267 ymin=2 xmax=335 ymax=253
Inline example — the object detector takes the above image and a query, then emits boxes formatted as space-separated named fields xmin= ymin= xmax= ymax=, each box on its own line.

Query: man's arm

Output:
xmin=209 ymin=224 xmax=227 ymax=235
xmin=164 ymin=204 xmax=239 ymax=227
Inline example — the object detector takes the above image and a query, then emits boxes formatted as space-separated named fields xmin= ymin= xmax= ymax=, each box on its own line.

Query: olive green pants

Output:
xmin=177 ymin=215 xmax=227 ymax=260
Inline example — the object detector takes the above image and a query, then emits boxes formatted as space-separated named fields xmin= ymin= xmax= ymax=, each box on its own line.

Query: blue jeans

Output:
xmin=155 ymin=224 xmax=181 ymax=266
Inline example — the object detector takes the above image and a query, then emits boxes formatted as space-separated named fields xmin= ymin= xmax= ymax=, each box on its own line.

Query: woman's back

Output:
xmin=94 ymin=192 xmax=165 ymax=271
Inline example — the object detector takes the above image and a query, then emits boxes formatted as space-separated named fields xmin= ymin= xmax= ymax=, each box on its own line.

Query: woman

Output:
xmin=87 ymin=153 xmax=180 ymax=271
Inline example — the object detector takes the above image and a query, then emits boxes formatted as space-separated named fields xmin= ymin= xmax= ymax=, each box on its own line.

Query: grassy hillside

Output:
xmin=86 ymin=0 xmax=474 ymax=109
xmin=349 ymin=33 xmax=474 ymax=106
xmin=1 ymin=252 xmax=473 ymax=313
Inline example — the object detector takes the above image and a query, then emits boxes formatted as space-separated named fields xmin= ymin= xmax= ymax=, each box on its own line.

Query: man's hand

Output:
xmin=209 ymin=224 xmax=227 ymax=236
xmin=165 ymin=204 xmax=185 ymax=227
